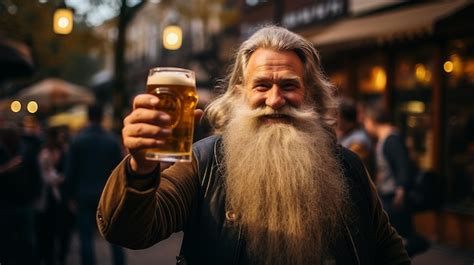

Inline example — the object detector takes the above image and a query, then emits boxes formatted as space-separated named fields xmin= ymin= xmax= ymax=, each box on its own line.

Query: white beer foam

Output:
xmin=148 ymin=71 xmax=195 ymax=86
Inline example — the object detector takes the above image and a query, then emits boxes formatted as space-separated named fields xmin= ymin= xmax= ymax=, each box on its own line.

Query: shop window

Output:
xmin=395 ymin=49 xmax=434 ymax=90
xmin=445 ymin=38 xmax=474 ymax=89
xmin=325 ymin=59 xmax=351 ymax=97
xmin=329 ymin=70 xmax=348 ymax=96
xmin=393 ymin=46 xmax=435 ymax=172
xmin=354 ymin=54 xmax=386 ymax=119
xmin=445 ymin=106 xmax=474 ymax=210
xmin=357 ymin=55 xmax=387 ymax=94
xmin=444 ymin=38 xmax=474 ymax=210
xmin=395 ymin=102 xmax=433 ymax=171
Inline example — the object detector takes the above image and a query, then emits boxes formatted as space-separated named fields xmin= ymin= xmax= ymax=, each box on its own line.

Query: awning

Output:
xmin=9 ymin=78 xmax=95 ymax=111
xmin=308 ymin=0 xmax=471 ymax=49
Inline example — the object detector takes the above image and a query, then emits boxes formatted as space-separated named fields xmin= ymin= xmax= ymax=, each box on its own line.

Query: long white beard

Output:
xmin=223 ymin=104 xmax=348 ymax=265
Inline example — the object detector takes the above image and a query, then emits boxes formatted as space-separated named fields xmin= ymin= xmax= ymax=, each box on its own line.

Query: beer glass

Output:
xmin=145 ymin=67 xmax=198 ymax=162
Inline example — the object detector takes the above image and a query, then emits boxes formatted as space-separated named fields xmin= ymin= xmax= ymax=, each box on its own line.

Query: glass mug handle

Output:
xmin=153 ymin=88 xmax=181 ymax=129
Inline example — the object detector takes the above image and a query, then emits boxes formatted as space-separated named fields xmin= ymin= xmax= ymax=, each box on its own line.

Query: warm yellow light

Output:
xmin=406 ymin=101 xmax=425 ymax=114
xmin=373 ymin=66 xmax=387 ymax=91
xmin=27 ymin=101 xmax=38 ymax=113
xmin=58 ymin=17 xmax=70 ymax=28
xmin=11 ymin=100 xmax=21 ymax=113
xmin=167 ymin=33 xmax=178 ymax=45
xmin=424 ymin=71 xmax=432 ymax=83
xmin=415 ymin=64 xmax=426 ymax=81
xmin=54 ymin=8 xmax=73 ymax=35
xmin=407 ymin=116 xmax=417 ymax=128
xmin=163 ymin=25 xmax=182 ymax=50
xmin=444 ymin=61 xmax=454 ymax=73
xmin=450 ymin=54 xmax=463 ymax=76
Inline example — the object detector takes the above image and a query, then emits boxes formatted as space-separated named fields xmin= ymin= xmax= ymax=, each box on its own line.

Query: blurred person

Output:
xmin=0 ymin=124 xmax=42 ymax=264
xmin=0 ymin=37 xmax=41 ymax=264
xmin=35 ymin=127 xmax=67 ymax=265
xmin=363 ymin=100 xmax=428 ymax=256
xmin=55 ymin=125 xmax=75 ymax=265
xmin=96 ymin=26 xmax=409 ymax=265
xmin=64 ymin=104 xmax=125 ymax=265
xmin=22 ymin=115 xmax=43 ymax=156
xmin=336 ymin=97 xmax=374 ymax=177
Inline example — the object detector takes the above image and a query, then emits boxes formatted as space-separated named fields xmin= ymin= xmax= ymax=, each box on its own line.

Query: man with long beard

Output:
xmin=97 ymin=26 xmax=410 ymax=265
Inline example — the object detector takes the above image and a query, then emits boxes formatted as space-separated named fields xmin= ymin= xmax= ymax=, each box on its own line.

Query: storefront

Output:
xmin=304 ymin=0 xmax=474 ymax=249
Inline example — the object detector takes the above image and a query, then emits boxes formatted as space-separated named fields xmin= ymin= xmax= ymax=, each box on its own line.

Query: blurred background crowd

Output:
xmin=0 ymin=0 xmax=473 ymax=264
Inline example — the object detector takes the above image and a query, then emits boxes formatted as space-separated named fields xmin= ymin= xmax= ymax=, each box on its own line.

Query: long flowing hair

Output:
xmin=205 ymin=25 xmax=338 ymax=133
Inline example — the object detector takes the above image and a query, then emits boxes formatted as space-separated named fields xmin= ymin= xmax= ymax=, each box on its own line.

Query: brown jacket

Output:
xmin=97 ymin=136 xmax=410 ymax=264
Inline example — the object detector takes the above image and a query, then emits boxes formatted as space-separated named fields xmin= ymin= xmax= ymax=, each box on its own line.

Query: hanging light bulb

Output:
xmin=54 ymin=5 xmax=74 ymax=35
xmin=163 ymin=25 xmax=182 ymax=50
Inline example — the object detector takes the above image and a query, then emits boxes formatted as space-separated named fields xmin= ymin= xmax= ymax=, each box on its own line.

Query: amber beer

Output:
xmin=145 ymin=67 xmax=198 ymax=162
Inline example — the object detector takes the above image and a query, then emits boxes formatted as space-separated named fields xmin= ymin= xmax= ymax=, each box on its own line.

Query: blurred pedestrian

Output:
xmin=65 ymin=104 xmax=125 ymax=265
xmin=55 ymin=125 xmax=75 ymax=265
xmin=35 ymin=126 xmax=67 ymax=265
xmin=336 ymin=97 xmax=374 ymax=177
xmin=0 ymin=122 xmax=42 ymax=264
xmin=0 ymin=37 xmax=40 ymax=264
xmin=363 ymin=100 xmax=428 ymax=256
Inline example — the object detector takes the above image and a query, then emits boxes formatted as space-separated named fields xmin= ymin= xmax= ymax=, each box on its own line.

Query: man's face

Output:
xmin=244 ymin=48 xmax=306 ymax=123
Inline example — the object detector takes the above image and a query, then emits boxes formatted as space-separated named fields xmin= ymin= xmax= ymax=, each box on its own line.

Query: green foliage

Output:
xmin=0 ymin=0 xmax=104 ymax=87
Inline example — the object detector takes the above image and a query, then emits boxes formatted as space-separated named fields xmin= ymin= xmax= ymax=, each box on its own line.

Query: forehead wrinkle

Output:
xmin=244 ymin=48 xmax=304 ymax=86
xmin=249 ymin=73 xmax=302 ymax=84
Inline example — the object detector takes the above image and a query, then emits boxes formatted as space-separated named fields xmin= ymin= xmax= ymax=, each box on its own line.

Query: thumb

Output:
xmin=194 ymin=109 xmax=204 ymax=121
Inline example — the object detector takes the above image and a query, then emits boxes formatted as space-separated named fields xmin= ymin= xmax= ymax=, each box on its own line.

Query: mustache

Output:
xmin=239 ymin=105 xmax=319 ymax=123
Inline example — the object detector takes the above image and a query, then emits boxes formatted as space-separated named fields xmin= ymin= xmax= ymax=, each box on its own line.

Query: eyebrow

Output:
xmin=248 ymin=75 xmax=303 ymax=84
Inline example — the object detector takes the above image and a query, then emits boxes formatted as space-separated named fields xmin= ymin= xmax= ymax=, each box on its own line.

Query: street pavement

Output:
xmin=66 ymin=231 xmax=474 ymax=265
xmin=66 ymin=232 xmax=182 ymax=265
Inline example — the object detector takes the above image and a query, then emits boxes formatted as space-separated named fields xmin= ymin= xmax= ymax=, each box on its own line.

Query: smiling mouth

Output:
xmin=260 ymin=114 xmax=291 ymax=123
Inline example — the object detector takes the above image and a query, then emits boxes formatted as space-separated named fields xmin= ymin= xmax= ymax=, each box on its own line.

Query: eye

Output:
xmin=254 ymin=82 xmax=271 ymax=91
xmin=281 ymin=82 xmax=299 ymax=91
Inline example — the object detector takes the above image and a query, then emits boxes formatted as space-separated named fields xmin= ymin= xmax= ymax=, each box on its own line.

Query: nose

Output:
xmin=265 ymin=85 xmax=286 ymax=110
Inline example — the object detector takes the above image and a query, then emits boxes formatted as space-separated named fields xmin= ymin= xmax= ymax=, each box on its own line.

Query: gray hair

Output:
xmin=205 ymin=25 xmax=337 ymax=132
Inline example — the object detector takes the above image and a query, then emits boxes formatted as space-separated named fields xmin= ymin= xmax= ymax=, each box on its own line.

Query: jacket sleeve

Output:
xmin=96 ymin=155 xmax=199 ymax=249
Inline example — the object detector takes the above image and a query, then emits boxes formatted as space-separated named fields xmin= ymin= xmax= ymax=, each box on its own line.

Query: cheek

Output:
xmin=286 ymin=92 xmax=305 ymax=107
xmin=248 ymin=92 xmax=266 ymax=108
